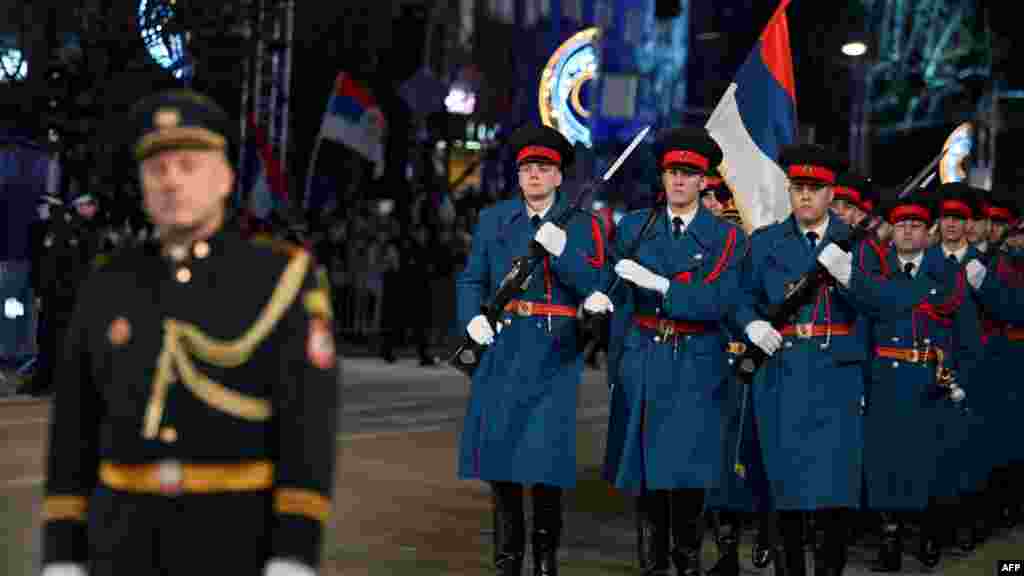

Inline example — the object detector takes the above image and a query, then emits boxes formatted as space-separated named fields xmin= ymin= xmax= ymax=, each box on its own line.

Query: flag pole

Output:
xmin=303 ymin=73 xmax=339 ymax=212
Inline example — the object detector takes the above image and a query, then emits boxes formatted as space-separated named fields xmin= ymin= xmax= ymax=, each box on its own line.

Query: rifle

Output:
xmin=729 ymin=122 xmax=973 ymax=477
xmin=448 ymin=125 xmax=651 ymax=378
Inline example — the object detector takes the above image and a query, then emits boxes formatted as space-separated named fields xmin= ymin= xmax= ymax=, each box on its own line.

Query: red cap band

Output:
xmin=517 ymin=146 xmax=561 ymax=165
xmin=860 ymin=199 xmax=874 ymax=212
xmin=833 ymin=186 xmax=862 ymax=204
xmin=661 ymin=150 xmax=710 ymax=171
xmin=940 ymin=200 xmax=972 ymax=219
xmin=704 ymin=176 xmax=723 ymax=188
xmin=987 ymin=206 xmax=1014 ymax=222
xmin=787 ymin=164 xmax=836 ymax=184
xmin=889 ymin=204 xmax=932 ymax=224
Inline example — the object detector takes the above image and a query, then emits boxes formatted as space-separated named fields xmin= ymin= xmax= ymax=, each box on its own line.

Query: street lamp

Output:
xmin=841 ymin=41 xmax=868 ymax=57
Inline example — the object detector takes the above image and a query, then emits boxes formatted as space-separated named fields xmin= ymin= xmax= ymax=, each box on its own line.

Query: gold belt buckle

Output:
xmin=795 ymin=323 xmax=813 ymax=339
xmin=517 ymin=301 xmax=533 ymax=316
xmin=657 ymin=319 xmax=675 ymax=339
xmin=906 ymin=348 xmax=920 ymax=363
xmin=157 ymin=460 xmax=184 ymax=496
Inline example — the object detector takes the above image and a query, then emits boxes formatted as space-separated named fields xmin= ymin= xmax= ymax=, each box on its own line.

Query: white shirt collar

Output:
xmin=667 ymin=204 xmax=699 ymax=233
xmin=975 ymin=241 xmax=988 ymax=253
xmin=941 ymin=243 xmax=968 ymax=263
xmin=797 ymin=215 xmax=829 ymax=243
xmin=897 ymin=251 xmax=924 ymax=277
xmin=526 ymin=198 xmax=554 ymax=220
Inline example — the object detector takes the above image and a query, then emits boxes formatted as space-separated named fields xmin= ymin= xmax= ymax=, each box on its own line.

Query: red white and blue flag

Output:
xmin=240 ymin=113 xmax=288 ymax=219
xmin=706 ymin=0 xmax=797 ymax=231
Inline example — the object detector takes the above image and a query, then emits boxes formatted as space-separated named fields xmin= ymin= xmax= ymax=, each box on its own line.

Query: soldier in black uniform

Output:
xmin=40 ymin=89 xmax=340 ymax=576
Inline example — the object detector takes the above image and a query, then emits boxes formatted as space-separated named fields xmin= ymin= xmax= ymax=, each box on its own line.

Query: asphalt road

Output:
xmin=0 ymin=357 xmax=1020 ymax=574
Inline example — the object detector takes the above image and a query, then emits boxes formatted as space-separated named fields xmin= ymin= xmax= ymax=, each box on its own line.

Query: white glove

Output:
xmin=264 ymin=559 xmax=316 ymax=576
xmin=583 ymin=291 xmax=614 ymax=314
xmin=745 ymin=320 xmax=783 ymax=356
xmin=817 ymin=242 xmax=853 ymax=287
xmin=614 ymin=259 xmax=670 ymax=295
xmin=534 ymin=222 xmax=567 ymax=257
xmin=965 ymin=259 xmax=987 ymax=291
xmin=467 ymin=314 xmax=495 ymax=346
xmin=41 ymin=564 xmax=87 ymax=576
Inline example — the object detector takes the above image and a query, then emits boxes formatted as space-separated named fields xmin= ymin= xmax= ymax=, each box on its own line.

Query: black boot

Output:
xmin=870 ymin=524 xmax=903 ymax=573
xmin=705 ymin=511 xmax=739 ymax=576
xmin=531 ymin=484 xmax=562 ymax=576
xmin=493 ymin=483 xmax=525 ymax=576
xmin=751 ymin=512 xmax=775 ymax=569
xmin=669 ymin=489 xmax=704 ymax=576
xmin=914 ymin=510 xmax=940 ymax=570
xmin=817 ymin=510 xmax=849 ymax=576
xmin=637 ymin=492 xmax=671 ymax=575
xmin=778 ymin=512 xmax=807 ymax=576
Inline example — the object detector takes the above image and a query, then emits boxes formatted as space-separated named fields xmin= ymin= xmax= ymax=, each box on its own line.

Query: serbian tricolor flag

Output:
xmin=706 ymin=0 xmax=797 ymax=232
xmin=240 ymin=113 xmax=288 ymax=219
xmin=318 ymin=71 xmax=385 ymax=173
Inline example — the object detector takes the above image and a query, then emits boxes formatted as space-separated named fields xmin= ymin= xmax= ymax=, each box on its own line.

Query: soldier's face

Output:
xmin=830 ymin=198 xmax=853 ymax=225
xmin=661 ymin=168 xmax=704 ymax=211
xmin=789 ymin=180 xmax=833 ymax=227
xmin=939 ymin=215 xmax=966 ymax=245
xmin=700 ymin=193 xmax=723 ymax=215
xmin=139 ymin=149 xmax=234 ymax=234
xmin=967 ymin=218 xmax=990 ymax=244
xmin=892 ymin=219 xmax=930 ymax=255
xmin=517 ymin=162 xmax=562 ymax=201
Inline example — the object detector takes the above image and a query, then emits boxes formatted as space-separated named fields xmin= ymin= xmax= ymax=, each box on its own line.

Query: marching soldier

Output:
xmin=736 ymin=144 xmax=870 ymax=575
xmin=926 ymin=182 xmax=987 ymax=554
xmin=596 ymin=127 xmax=747 ymax=575
xmin=40 ymin=89 xmax=339 ymax=576
xmin=964 ymin=186 xmax=1024 ymax=532
xmin=966 ymin=187 xmax=992 ymax=253
xmin=455 ymin=124 xmax=607 ymax=576
xmin=829 ymin=172 xmax=869 ymax=227
xmin=700 ymin=168 xmax=726 ymax=217
xmin=839 ymin=191 xmax=981 ymax=571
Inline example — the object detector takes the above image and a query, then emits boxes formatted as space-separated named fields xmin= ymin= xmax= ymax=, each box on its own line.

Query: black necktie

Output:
xmin=806 ymin=231 xmax=819 ymax=250
xmin=672 ymin=217 xmax=683 ymax=240
xmin=904 ymin=262 xmax=915 ymax=278
xmin=947 ymin=253 xmax=958 ymax=265
xmin=531 ymin=215 xmax=541 ymax=229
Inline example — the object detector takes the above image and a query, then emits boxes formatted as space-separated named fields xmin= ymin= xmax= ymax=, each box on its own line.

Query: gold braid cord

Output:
xmin=142 ymin=252 xmax=310 ymax=438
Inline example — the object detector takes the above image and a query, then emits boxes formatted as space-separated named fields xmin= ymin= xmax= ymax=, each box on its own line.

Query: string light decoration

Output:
xmin=137 ymin=0 xmax=191 ymax=80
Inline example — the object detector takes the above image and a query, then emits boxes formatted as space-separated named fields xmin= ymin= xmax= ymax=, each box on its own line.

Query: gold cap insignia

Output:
xmin=154 ymin=107 xmax=181 ymax=130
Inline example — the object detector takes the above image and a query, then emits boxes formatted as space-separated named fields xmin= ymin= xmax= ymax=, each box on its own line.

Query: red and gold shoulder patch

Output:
xmin=306 ymin=317 xmax=336 ymax=370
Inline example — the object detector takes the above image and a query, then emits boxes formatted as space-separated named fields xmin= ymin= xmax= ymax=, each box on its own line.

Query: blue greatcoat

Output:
xmin=602 ymin=206 xmax=746 ymax=492
xmin=455 ymin=195 xmax=606 ymax=488
xmin=973 ymin=255 xmax=1024 ymax=466
xmin=733 ymin=216 xmax=869 ymax=511
xmin=848 ymin=247 xmax=980 ymax=510
xmin=927 ymin=245 xmax=985 ymax=497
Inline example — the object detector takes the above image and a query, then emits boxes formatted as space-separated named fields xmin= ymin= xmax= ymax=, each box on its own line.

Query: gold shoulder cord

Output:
xmin=142 ymin=252 xmax=311 ymax=438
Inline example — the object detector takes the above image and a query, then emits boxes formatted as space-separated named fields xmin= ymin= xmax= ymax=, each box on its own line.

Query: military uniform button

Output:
xmin=175 ymin=267 xmax=192 ymax=283
xmin=784 ymin=341 xmax=793 ymax=349
xmin=891 ymin=336 xmax=900 ymax=342
xmin=923 ymin=338 xmax=930 ymax=345
xmin=169 ymin=245 xmax=188 ymax=262
xmin=159 ymin=427 xmax=178 ymax=444
xmin=193 ymin=241 xmax=210 ymax=259
xmin=892 ymin=361 xmax=899 ymax=368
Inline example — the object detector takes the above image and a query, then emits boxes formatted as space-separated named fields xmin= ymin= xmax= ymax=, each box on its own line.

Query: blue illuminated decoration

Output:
xmin=137 ymin=0 xmax=190 ymax=80
xmin=539 ymin=27 xmax=601 ymax=149
xmin=0 ymin=48 xmax=27 ymax=83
